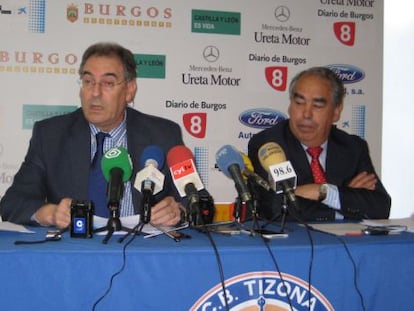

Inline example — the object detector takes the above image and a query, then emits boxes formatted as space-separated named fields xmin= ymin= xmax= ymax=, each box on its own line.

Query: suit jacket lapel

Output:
xmin=284 ymin=126 xmax=315 ymax=185
xmin=66 ymin=111 xmax=91 ymax=199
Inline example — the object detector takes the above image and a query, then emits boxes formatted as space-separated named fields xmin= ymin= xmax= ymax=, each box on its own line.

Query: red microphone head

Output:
xmin=167 ymin=145 xmax=194 ymax=166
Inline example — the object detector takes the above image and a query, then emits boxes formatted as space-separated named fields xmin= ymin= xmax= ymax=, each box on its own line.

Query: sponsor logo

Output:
xmin=66 ymin=3 xmax=173 ymax=28
xmin=166 ymin=99 xmax=226 ymax=112
xmin=184 ymin=47 xmax=238 ymax=87
xmin=0 ymin=1 xmax=45 ymax=33
xmin=183 ymin=113 xmax=207 ymax=139
xmin=0 ymin=5 xmax=12 ymax=15
xmin=254 ymin=32 xmax=311 ymax=46
xmin=134 ymin=54 xmax=166 ymax=79
xmin=239 ymin=109 xmax=287 ymax=129
xmin=274 ymin=5 xmax=290 ymax=22
xmin=187 ymin=46 xmax=232 ymax=74
xmin=182 ymin=73 xmax=240 ymax=86
xmin=192 ymin=9 xmax=241 ymax=35
xmin=320 ymin=0 xmax=375 ymax=8
xmin=318 ymin=9 xmax=374 ymax=21
xmin=333 ymin=21 xmax=355 ymax=46
xmin=326 ymin=64 xmax=365 ymax=83
xmin=67 ymin=3 xmax=78 ymax=23
xmin=265 ymin=66 xmax=288 ymax=92
xmin=203 ymin=46 xmax=220 ymax=63
xmin=0 ymin=50 xmax=79 ymax=75
xmin=249 ymin=53 xmax=307 ymax=65
xmin=190 ymin=271 xmax=334 ymax=310
xmin=22 ymin=105 xmax=77 ymax=129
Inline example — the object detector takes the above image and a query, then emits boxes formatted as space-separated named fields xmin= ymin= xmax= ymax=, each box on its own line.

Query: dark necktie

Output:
xmin=306 ymin=146 xmax=327 ymax=184
xmin=88 ymin=132 xmax=109 ymax=217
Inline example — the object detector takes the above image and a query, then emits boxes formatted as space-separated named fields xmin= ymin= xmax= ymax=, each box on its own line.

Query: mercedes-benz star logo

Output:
xmin=274 ymin=5 xmax=290 ymax=23
xmin=203 ymin=46 xmax=220 ymax=63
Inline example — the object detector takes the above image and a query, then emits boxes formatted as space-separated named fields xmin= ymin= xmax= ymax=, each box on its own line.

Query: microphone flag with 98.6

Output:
xmin=134 ymin=145 xmax=165 ymax=195
xmin=258 ymin=142 xmax=297 ymax=204
xmin=101 ymin=146 xmax=133 ymax=206
xmin=215 ymin=145 xmax=252 ymax=203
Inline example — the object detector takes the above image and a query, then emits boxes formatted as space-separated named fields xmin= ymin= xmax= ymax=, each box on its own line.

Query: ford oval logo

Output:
xmin=326 ymin=64 xmax=365 ymax=84
xmin=239 ymin=108 xmax=287 ymax=129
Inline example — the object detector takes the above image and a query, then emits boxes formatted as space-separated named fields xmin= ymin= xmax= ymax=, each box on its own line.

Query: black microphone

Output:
xmin=215 ymin=145 xmax=252 ymax=203
xmin=101 ymin=147 xmax=133 ymax=210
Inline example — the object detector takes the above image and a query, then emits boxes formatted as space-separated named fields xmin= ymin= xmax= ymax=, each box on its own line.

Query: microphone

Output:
xmin=240 ymin=152 xmax=272 ymax=192
xmin=133 ymin=145 xmax=165 ymax=223
xmin=257 ymin=142 xmax=297 ymax=205
xmin=167 ymin=145 xmax=204 ymax=219
xmin=215 ymin=145 xmax=252 ymax=203
xmin=101 ymin=146 xmax=133 ymax=209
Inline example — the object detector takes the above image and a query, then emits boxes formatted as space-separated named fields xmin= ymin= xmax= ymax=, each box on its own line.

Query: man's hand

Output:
xmin=294 ymin=184 xmax=320 ymax=201
xmin=34 ymin=198 xmax=72 ymax=229
xmin=150 ymin=196 xmax=182 ymax=227
xmin=348 ymin=171 xmax=377 ymax=190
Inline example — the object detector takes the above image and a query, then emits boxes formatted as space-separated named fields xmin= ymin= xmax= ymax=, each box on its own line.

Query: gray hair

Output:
xmin=78 ymin=42 xmax=137 ymax=81
xmin=288 ymin=66 xmax=345 ymax=107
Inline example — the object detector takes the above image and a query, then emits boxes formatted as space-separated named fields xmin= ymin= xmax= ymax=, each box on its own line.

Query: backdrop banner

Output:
xmin=0 ymin=0 xmax=383 ymax=212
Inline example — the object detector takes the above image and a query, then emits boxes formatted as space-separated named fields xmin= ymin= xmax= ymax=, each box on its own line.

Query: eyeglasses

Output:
xmin=78 ymin=76 xmax=128 ymax=91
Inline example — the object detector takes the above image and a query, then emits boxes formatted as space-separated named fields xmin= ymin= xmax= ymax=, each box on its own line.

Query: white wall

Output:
xmin=383 ymin=1 xmax=414 ymax=218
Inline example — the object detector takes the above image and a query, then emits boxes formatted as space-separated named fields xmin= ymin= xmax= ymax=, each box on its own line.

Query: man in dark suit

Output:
xmin=248 ymin=67 xmax=391 ymax=222
xmin=0 ymin=42 xmax=185 ymax=228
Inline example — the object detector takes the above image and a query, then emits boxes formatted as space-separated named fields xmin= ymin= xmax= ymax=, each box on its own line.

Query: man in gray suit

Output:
xmin=248 ymin=67 xmax=391 ymax=222
xmin=0 ymin=42 xmax=185 ymax=229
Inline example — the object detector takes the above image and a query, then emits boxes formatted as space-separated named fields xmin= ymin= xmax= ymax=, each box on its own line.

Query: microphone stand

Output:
xmin=245 ymin=176 xmax=264 ymax=235
xmin=119 ymin=181 xmax=181 ymax=243
xmin=118 ymin=181 xmax=153 ymax=243
xmin=94 ymin=202 xmax=132 ymax=244
xmin=278 ymin=193 xmax=288 ymax=234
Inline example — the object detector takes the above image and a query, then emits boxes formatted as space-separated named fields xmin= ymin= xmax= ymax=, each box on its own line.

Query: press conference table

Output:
xmin=1 ymin=222 xmax=414 ymax=311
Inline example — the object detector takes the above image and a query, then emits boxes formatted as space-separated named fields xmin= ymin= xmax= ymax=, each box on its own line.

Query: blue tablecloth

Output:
xmin=1 ymin=222 xmax=413 ymax=310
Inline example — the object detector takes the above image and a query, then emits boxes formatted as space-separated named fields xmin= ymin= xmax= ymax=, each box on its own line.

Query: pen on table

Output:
xmin=344 ymin=231 xmax=364 ymax=236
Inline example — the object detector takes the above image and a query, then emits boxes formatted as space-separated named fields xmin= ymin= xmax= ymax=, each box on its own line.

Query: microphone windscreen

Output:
xmin=258 ymin=142 xmax=287 ymax=170
xmin=240 ymin=152 xmax=254 ymax=172
xmin=167 ymin=145 xmax=194 ymax=166
xmin=215 ymin=145 xmax=246 ymax=178
xmin=101 ymin=146 xmax=133 ymax=182
xmin=140 ymin=145 xmax=164 ymax=169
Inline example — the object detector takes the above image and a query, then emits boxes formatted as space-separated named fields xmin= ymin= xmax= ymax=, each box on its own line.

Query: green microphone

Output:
xmin=101 ymin=147 xmax=133 ymax=207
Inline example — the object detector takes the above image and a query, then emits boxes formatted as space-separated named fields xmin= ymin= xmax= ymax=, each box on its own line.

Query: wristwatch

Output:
xmin=318 ymin=183 xmax=328 ymax=201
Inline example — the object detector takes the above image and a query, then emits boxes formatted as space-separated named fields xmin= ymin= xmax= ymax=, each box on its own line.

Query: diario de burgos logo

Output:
xmin=190 ymin=271 xmax=334 ymax=311
xmin=333 ymin=22 xmax=355 ymax=46
xmin=239 ymin=108 xmax=287 ymax=129
xmin=325 ymin=64 xmax=365 ymax=84
xmin=183 ymin=113 xmax=207 ymax=139
xmin=265 ymin=66 xmax=288 ymax=91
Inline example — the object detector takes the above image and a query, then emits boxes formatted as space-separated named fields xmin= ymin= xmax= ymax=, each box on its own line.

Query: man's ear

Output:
xmin=332 ymin=102 xmax=343 ymax=122
xmin=126 ymin=80 xmax=137 ymax=103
